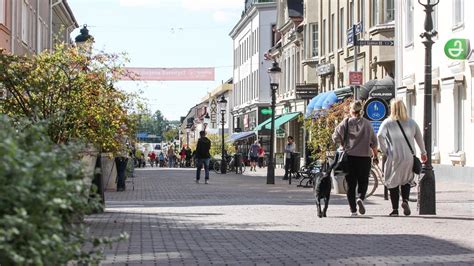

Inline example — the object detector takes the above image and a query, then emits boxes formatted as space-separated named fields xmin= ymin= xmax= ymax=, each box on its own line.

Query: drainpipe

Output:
xmin=50 ymin=0 xmax=63 ymax=49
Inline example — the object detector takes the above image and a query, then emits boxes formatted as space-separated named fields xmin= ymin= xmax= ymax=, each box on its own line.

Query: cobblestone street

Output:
xmin=86 ymin=168 xmax=474 ymax=265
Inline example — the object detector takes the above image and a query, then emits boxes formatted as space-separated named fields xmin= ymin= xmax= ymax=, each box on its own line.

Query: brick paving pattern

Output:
xmin=86 ymin=167 xmax=474 ymax=265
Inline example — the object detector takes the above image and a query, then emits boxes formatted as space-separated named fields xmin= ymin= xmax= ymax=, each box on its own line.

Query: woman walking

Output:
xmin=332 ymin=101 xmax=378 ymax=216
xmin=377 ymin=99 xmax=427 ymax=216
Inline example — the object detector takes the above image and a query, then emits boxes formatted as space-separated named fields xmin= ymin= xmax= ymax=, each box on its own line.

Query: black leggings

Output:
xmin=389 ymin=184 xmax=411 ymax=210
xmin=346 ymin=156 xmax=372 ymax=213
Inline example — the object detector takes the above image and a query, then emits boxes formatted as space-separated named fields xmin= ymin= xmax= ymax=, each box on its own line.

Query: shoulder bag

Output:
xmin=396 ymin=120 xmax=422 ymax=175
xmin=334 ymin=118 xmax=350 ymax=174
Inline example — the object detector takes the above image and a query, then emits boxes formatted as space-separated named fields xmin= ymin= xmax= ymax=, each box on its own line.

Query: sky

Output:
xmin=68 ymin=0 xmax=242 ymax=121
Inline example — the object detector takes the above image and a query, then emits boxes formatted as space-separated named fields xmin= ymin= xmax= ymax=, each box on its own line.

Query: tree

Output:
xmin=0 ymin=44 xmax=138 ymax=154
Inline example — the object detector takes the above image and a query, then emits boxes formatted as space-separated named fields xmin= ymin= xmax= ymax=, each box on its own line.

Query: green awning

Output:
xmin=254 ymin=116 xmax=278 ymax=131
xmin=264 ymin=112 xmax=301 ymax=130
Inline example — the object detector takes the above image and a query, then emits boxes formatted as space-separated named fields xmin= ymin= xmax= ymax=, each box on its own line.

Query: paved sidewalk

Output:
xmin=86 ymin=167 xmax=474 ymax=265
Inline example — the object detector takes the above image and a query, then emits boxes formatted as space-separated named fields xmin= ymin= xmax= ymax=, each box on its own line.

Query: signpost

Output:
xmin=444 ymin=38 xmax=470 ymax=60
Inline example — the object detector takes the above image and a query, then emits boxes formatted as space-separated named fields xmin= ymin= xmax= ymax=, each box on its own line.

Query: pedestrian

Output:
xmin=185 ymin=145 xmax=193 ymax=167
xmin=148 ymin=150 xmax=156 ymax=167
xmin=332 ymin=100 xmax=378 ymax=216
xmin=167 ymin=147 xmax=176 ymax=168
xmin=377 ymin=99 xmax=427 ymax=216
xmin=179 ymin=146 xmax=187 ymax=167
xmin=158 ymin=152 xmax=165 ymax=167
xmin=195 ymin=130 xmax=211 ymax=184
xmin=248 ymin=140 xmax=260 ymax=172
xmin=258 ymin=145 xmax=265 ymax=168
xmin=283 ymin=136 xmax=296 ymax=180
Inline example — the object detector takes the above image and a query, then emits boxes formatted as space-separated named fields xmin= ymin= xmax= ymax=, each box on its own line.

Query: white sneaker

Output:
xmin=350 ymin=212 xmax=358 ymax=217
xmin=205 ymin=180 xmax=209 ymax=184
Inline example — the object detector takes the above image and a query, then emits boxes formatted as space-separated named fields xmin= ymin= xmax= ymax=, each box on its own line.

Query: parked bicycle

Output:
xmin=213 ymin=154 xmax=246 ymax=174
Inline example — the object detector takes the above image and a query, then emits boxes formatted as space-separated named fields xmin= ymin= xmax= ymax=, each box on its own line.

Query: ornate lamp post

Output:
xmin=218 ymin=95 xmax=228 ymax=174
xmin=203 ymin=113 xmax=211 ymax=131
xmin=266 ymin=61 xmax=281 ymax=184
xmin=74 ymin=25 xmax=94 ymax=53
xmin=418 ymin=0 xmax=438 ymax=215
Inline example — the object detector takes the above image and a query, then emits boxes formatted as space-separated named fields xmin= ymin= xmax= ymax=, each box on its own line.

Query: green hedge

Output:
xmin=0 ymin=116 xmax=124 ymax=265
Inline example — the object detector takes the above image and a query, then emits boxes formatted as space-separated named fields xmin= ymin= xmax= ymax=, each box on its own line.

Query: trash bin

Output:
xmin=290 ymin=152 xmax=300 ymax=173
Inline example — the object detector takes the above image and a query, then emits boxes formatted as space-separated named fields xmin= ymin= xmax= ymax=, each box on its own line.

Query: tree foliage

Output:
xmin=0 ymin=44 xmax=138 ymax=154
xmin=303 ymin=98 xmax=351 ymax=160
xmin=0 ymin=116 xmax=127 ymax=265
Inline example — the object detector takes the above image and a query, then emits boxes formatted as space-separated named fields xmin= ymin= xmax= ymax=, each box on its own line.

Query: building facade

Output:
xmin=395 ymin=0 xmax=473 ymax=180
xmin=270 ymin=0 xmax=307 ymax=159
xmin=229 ymin=0 xmax=277 ymax=151
xmin=0 ymin=0 xmax=12 ymax=53
xmin=317 ymin=0 xmax=395 ymax=92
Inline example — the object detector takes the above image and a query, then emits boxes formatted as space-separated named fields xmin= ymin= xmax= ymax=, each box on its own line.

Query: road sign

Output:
xmin=349 ymin=71 xmax=363 ymax=86
xmin=365 ymin=99 xmax=388 ymax=121
xmin=444 ymin=38 xmax=470 ymax=60
xmin=347 ymin=22 xmax=363 ymax=45
xmin=357 ymin=40 xmax=394 ymax=46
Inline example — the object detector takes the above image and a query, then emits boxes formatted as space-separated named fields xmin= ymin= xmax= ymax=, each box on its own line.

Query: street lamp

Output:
xmin=418 ymin=0 xmax=438 ymax=215
xmin=74 ymin=25 xmax=94 ymax=52
xmin=203 ymin=113 xmax=210 ymax=131
xmin=266 ymin=60 xmax=281 ymax=184
xmin=218 ymin=95 xmax=228 ymax=174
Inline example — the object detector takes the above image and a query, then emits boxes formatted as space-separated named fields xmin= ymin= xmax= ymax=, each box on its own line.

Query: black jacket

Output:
xmin=195 ymin=137 xmax=211 ymax=159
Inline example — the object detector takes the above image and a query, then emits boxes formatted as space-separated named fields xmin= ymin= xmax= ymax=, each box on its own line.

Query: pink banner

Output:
xmin=121 ymin=67 xmax=215 ymax=81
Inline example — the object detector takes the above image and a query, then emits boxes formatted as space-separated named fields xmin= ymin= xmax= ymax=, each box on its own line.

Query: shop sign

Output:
xmin=444 ymin=38 xmax=470 ymax=60
xmin=210 ymin=98 xmax=217 ymax=128
xmin=261 ymin=108 xmax=272 ymax=115
xmin=316 ymin=63 xmax=335 ymax=76
xmin=276 ymin=128 xmax=286 ymax=138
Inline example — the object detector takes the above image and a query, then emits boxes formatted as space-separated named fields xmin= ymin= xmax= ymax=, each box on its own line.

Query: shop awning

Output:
xmin=264 ymin=112 xmax=301 ymax=130
xmin=227 ymin=131 xmax=256 ymax=143
xmin=254 ymin=114 xmax=284 ymax=131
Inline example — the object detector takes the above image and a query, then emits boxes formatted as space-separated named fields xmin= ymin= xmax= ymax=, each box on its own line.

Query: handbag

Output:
xmin=334 ymin=118 xmax=350 ymax=174
xmin=396 ymin=120 xmax=422 ymax=175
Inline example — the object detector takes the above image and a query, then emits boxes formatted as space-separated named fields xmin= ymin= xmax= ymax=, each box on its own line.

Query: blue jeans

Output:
xmin=196 ymin=158 xmax=210 ymax=180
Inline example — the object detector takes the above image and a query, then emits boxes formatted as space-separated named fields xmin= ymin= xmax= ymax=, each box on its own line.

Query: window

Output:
xmin=311 ymin=23 xmax=318 ymax=57
xmin=350 ymin=1 xmax=354 ymax=26
xmin=22 ymin=1 xmax=29 ymax=43
xmin=339 ymin=8 xmax=344 ymax=49
xmin=330 ymin=13 xmax=335 ymax=52
xmin=454 ymin=84 xmax=465 ymax=151
xmin=322 ymin=19 xmax=326 ymax=55
xmin=0 ymin=0 xmax=5 ymax=25
xmin=384 ymin=0 xmax=394 ymax=23
xmin=360 ymin=0 xmax=365 ymax=25
xmin=405 ymin=0 xmax=413 ymax=46
xmin=371 ymin=0 xmax=379 ymax=26
xmin=453 ymin=0 xmax=463 ymax=29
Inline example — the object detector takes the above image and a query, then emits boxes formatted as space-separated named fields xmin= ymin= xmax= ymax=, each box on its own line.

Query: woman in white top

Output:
xmin=377 ymin=99 xmax=427 ymax=216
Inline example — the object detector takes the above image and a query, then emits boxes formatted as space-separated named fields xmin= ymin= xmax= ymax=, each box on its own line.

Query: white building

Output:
xmin=229 ymin=0 xmax=277 ymax=152
xmin=395 ymin=0 xmax=473 ymax=181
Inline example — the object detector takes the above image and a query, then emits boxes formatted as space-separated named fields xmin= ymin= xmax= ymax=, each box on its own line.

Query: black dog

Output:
xmin=313 ymin=164 xmax=332 ymax=218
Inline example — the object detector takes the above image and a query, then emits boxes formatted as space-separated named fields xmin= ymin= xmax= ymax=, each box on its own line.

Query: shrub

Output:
xmin=0 ymin=116 xmax=125 ymax=265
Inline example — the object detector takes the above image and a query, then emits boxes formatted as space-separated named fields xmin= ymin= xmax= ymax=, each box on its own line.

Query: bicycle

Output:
xmin=213 ymin=154 xmax=246 ymax=174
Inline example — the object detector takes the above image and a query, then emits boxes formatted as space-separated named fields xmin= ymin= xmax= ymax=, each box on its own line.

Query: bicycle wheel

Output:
xmin=213 ymin=160 xmax=221 ymax=174
xmin=365 ymin=168 xmax=379 ymax=198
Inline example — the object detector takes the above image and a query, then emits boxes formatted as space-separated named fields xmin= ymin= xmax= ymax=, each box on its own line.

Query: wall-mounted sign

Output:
xmin=444 ymin=38 xmax=470 ymax=60
xmin=349 ymin=71 xmax=363 ymax=85
xmin=276 ymin=128 xmax=286 ymax=138
xmin=261 ymin=108 xmax=272 ymax=115
xmin=316 ymin=63 xmax=335 ymax=76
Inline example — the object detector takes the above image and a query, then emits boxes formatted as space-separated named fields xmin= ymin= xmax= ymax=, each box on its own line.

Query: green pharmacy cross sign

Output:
xmin=444 ymin=38 xmax=470 ymax=60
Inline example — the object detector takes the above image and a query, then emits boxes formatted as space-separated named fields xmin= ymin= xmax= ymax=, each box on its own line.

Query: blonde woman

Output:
xmin=377 ymin=99 xmax=427 ymax=216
